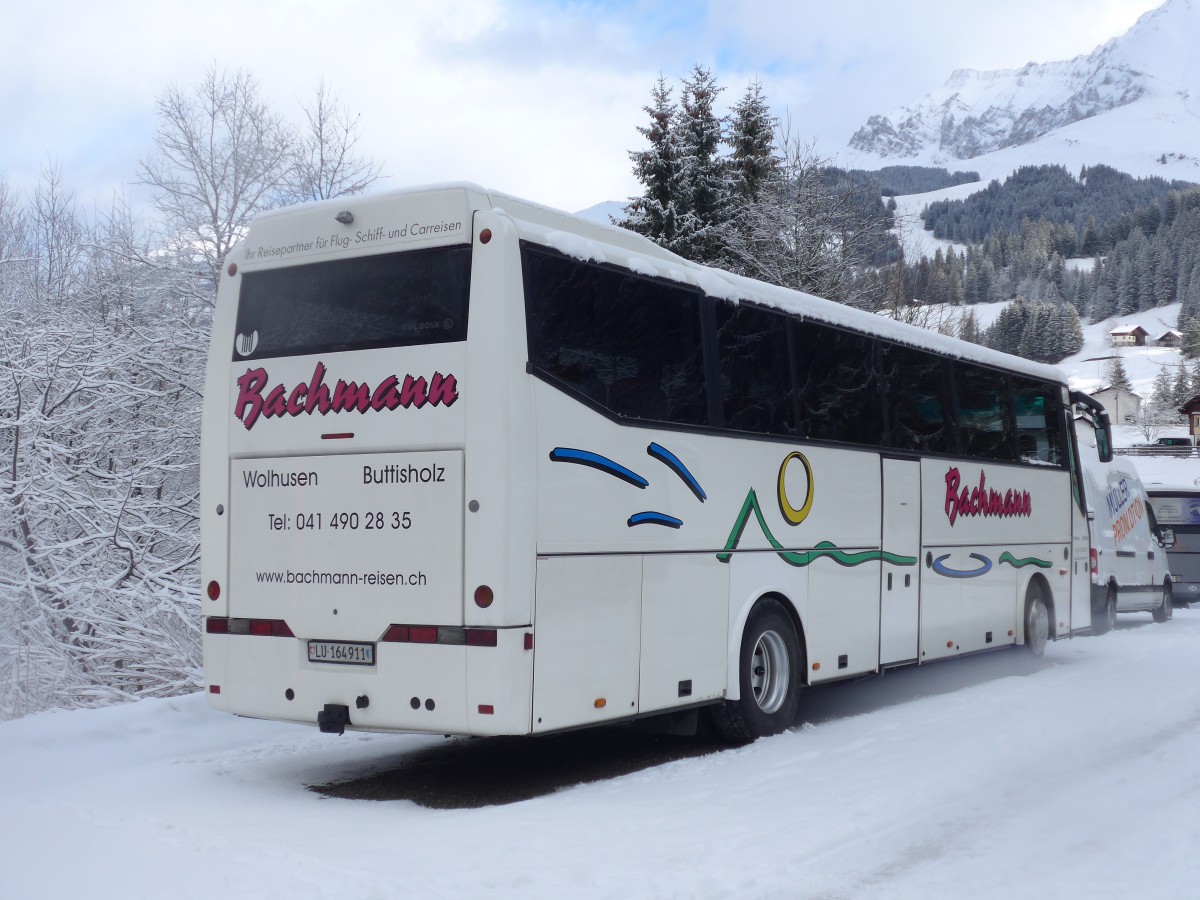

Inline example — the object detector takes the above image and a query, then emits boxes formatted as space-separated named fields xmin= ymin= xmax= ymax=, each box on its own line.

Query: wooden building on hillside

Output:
xmin=1110 ymin=325 xmax=1150 ymax=347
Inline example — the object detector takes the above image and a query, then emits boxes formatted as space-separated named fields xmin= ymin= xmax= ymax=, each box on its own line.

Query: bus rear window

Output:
xmin=232 ymin=246 xmax=471 ymax=361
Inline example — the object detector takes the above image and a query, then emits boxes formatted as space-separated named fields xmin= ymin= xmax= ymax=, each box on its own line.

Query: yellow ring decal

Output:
xmin=777 ymin=451 xmax=814 ymax=526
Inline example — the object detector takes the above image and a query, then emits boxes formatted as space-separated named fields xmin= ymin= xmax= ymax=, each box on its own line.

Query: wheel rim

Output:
xmin=751 ymin=629 xmax=790 ymax=714
xmin=1029 ymin=598 xmax=1049 ymax=652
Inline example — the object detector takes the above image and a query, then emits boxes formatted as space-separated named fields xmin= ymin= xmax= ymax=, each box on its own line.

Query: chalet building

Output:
xmin=1155 ymin=329 xmax=1183 ymax=348
xmin=1110 ymin=325 xmax=1150 ymax=347
xmin=1182 ymin=395 xmax=1200 ymax=443
xmin=1093 ymin=386 xmax=1142 ymax=425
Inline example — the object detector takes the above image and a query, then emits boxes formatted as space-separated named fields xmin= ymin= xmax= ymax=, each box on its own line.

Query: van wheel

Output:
xmin=1152 ymin=582 xmax=1173 ymax=624
xmin=1023 ymin=583 xmax=1049 ymax=657
xmin=1094 ymin=586 xmax=1117 ymax=635
xmin=711 ymin=598 xmax=802 ymax=743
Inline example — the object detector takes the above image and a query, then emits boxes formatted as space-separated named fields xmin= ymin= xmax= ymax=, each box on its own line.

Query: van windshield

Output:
xmin=232 ymin=245 xmax=471 ymax=361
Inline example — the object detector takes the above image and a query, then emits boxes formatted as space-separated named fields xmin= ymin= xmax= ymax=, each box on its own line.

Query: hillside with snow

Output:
xmin=842 ymin=0 xmax=1200 ymax=184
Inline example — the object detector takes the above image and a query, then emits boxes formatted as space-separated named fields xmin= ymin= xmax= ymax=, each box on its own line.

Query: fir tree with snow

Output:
xmin=618 ymin=75 xmax=684 ymax=250
xmin=727 ymin=78 xmax=777 ymax=203
xmin=1106 ymin=355 xmax=1134 ymax=392
xmin=671 ymin=64 xmax=730 ymax=264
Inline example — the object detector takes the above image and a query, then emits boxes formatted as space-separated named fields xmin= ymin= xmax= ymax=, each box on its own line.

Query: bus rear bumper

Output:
xmin=203 ymin=628 xmax=534 ymax=736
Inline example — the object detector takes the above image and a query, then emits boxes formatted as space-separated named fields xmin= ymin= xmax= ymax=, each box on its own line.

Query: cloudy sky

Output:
xmin=2 ymin=0 xmax=1164 ymax=215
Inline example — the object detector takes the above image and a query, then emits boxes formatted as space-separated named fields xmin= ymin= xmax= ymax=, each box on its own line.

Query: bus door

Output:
xmin=880 ymin=457 xmax=921 ymax=666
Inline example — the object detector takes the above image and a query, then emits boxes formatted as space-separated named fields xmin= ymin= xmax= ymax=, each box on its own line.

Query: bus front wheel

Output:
xmin=711 ymin=598 xmax=802 ymax=743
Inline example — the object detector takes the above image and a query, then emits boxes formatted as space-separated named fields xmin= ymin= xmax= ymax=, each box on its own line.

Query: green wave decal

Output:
xmin=998 ymin=551 xmax=1052 ymax=569
xmin=717 ymin=488 xmax=917 ymax=568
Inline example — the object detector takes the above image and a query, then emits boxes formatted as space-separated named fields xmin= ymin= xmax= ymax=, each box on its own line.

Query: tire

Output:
xmin=1023 ymin=583 xmax=1050 ymax=657
xmin=1093 ymin=586 xmax=1117 ymax=636
xmin=1152 ymin=581 xmax=1173 ymax=624
xmin=711 ymin=598 xmax=802 ymax=743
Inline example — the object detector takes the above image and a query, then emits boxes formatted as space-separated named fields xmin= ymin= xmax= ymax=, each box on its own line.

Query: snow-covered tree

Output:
xmin=139 ymin=66 xmax=294 ymax=305
xmin=1106 ymin=355 xmax=1134 ymax=392
xmin=727 ymin=79 xmax=777 ymax=203
xmin=282 ymin=79 xmax=384 ymax=203
xmin=2 ymin=71 xmax=383 ymax=721
xmin=672 ymin=65 xmax=729 ymax=263
xmin=618 ymin=75 xmax=683 ymax=249
xmin=1183 ymin=317 xmax=1200 ymax=359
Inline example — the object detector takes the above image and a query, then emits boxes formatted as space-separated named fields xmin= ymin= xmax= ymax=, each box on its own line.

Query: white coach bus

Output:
xmin=201 ymin=183 xmax=1112 ymax=741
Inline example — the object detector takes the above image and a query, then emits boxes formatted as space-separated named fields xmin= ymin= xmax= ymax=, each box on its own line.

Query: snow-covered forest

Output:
xmin=0 ymin=69 xmax=381 ymax=719
xmin=618 ymin=71 xmax=1200 ymax=369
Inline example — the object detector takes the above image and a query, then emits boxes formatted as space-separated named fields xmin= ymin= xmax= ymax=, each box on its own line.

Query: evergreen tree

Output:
xmin=672 ymin=64 xmax=728 ymax=263
xmin=1179 ymin=262 xmax=1200 ymax=327
xmin=1018 ymin=303 xmax=1046 ymax=361
xmin=1172 ymin=364 xmax=1191 ymax=407
xmin=618 ymin=75 xmax=683 ymax=248
xmin=1116 ymin=257 xmax=1137 ymax=316
xmin=727 ymin=79 xmax=777 ymax=203
xmin=1080 ymin=217 xmax=1100 ymax=256
xmin=1184 ymin=317 xmax=1200 ymax=360
xmin=1054 ymin=303 xmax=1084 ymax=359
xmin=1152 ymin=366 xmax=1174 ymax=411
xmin=1107 ymin=356 xmax=1134 ymax=392
xmin=958 ymin=308 xmax=983 ymax=345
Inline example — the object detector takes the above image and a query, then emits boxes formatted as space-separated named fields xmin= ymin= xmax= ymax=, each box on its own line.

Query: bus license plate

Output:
xmin=307 ymin=641 xmax=375 ymax=666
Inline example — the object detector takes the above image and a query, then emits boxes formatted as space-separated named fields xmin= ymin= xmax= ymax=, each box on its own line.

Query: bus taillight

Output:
xmin=249 ymin=619 xmax=295 ymax=638
xmin=207 ymin=580 xmax=221 ymax=600
xmin=1089 ymin=548 xmax=1099 ymax=576
xmin=380 ymin=625 xmax=498 ymax=647
xmin=206 ymin=617 xmax=293 ymax=637
xmin=473 ymin=585 xmax=494 ymax=608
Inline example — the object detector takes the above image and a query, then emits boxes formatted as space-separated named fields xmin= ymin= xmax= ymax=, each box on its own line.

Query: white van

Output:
xmin=1078 ymin=431 xmax=1176 ymax=633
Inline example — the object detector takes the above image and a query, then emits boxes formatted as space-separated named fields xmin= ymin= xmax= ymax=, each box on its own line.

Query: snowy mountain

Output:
xmin=843 ymin=0 xmax=1200 ymax=183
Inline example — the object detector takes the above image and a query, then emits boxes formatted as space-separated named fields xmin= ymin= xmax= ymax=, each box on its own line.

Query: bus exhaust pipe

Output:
xmin=318 ymin=704 xmax=351 ymax=735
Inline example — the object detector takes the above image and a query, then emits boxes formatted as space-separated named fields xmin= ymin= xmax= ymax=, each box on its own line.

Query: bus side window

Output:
xmin=523 ymin=244 xmax=708 ymax=427
xmin=1013 ymin=379 xmax=1063 ymax=466
xmin=714 ymin=302 xmax=796 ymax=436
xmin=791 ymin=322 xmax=882 ymax=447
xmin=880 ymin=344 xmax=952 ymax=453
xmin=954 ymin=363 xmax=1015 ymax=461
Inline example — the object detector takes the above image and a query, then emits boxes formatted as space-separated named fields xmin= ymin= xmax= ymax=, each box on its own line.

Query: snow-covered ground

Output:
xmin=3 ymin=608 xmax=1198 ymax=899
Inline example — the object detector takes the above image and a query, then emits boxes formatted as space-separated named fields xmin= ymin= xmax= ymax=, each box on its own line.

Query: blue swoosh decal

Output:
xmin=647 ymin=442 xmax=706 ymax=502
xmin=549 ymin=447 xmax=648 ymax=488
xmin=628 ymin=511 xmax=683 ymax=528
xmin=932 ymin=553 xmax=993 ymax=579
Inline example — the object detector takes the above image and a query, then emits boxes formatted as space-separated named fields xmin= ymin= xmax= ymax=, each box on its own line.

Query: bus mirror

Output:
xmin=1158 ymin=527 xmax=1176 ymax=549
xmin=1095 ymin=414 xmax=1113 ymax=463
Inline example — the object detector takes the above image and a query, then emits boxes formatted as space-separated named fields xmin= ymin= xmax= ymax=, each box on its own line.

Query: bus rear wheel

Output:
xmin=1023 ymin=583 xmax=1050 ymax=657
xmin=711 ymin=598 xmax=802 ymax=743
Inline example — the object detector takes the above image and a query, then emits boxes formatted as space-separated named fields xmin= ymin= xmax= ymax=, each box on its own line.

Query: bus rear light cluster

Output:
xmin=205 ymin=617 xmax=294 ymax=637
xmin=381 ymin=625 xmax=497 ymax=647
xmin=1089 ymin=548 xmax=1099 ymax=576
